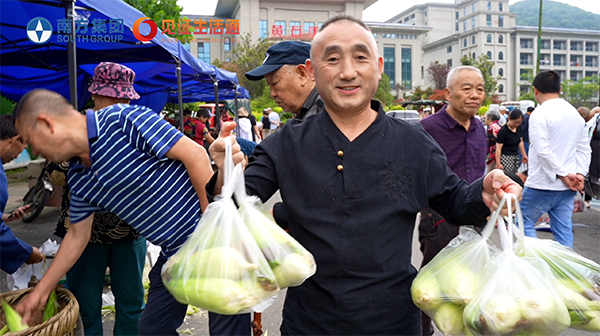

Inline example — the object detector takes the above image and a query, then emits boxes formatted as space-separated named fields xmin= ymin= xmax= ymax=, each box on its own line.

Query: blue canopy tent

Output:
xmin=0 ymin=0 xmax=244 ymax=132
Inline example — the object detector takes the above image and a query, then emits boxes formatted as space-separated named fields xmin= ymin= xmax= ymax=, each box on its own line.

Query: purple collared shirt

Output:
xmin=420 ymin=105 xmax=487 ymax=183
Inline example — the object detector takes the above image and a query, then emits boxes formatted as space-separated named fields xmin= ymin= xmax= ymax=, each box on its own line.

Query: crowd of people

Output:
xmin=0 ymin=13 xmax=597 ymax=336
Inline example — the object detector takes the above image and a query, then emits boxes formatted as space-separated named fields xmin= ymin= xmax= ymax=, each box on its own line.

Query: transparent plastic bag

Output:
xmin=161 ymin=138 xmax=279 ymax=315
xmin=514 ymin=214 xmax=600 ymax=331
xmin=463 ymin=195 xmax=570 ymax=336
xmin=411 ymin=209 xmax=500 ymax=335
xmin=234 ymin=179 xmax=316 ymax=290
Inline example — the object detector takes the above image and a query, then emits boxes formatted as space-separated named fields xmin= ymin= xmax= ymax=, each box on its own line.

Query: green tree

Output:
xmin=213 ymin=34 xmax=275 ymax=99
xmin=407 ymin=86 xmax=434 ymax=101
xmin=518 ymin=69 xmax=535 ymax=101
xmin=561 ymin=76 xmax=600 ymax=108
xmin=460 ymin=54 xmax=500 ymax=105
xmin=250 ymin=85 xmax=277 ymax=114
xmin=375 ymin=74 xmax=395 ymax=107
xmin=123 ymin=0 xmax=194 ymax=42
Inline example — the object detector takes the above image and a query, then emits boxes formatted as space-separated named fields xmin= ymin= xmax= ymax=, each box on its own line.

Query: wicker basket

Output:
xmin=0 ymin=287 xmax=79 ymax=336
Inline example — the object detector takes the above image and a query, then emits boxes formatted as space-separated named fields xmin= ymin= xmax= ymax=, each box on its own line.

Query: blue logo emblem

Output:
xmin=26 ymin=17 xmax=53 ymax=44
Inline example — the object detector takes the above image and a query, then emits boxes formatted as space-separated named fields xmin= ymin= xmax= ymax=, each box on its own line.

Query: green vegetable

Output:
xmin=43 ymin=290 xmax=59 ymax=322
xmin=1 ymin=299 xmax=28 ymax=332
xmin=437 ymin=260 xmax=477 ymax=305
xmin=0 ymin=325 xmax=8 ymax=335
xmin=572 ymin=310 xmax=600 ymax=332
xmin=411 ymin=273 xmax=443 ymax=311
xmin=432 ymin=303 xmax=464 ymax=336
xmin=271 ymin=253 xmax=316 ymax=289
xmin=481 ymin=294 xmax=521 ymax=334
xmin=166 ymin=247 xmax=258 ymax=280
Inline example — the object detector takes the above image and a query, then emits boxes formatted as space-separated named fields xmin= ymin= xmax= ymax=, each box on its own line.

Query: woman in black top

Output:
xmin=496 ymin=109 xmax=528 ymax=172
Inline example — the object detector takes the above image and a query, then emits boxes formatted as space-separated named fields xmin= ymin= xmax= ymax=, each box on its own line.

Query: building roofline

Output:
xmin=386 ymin=2 xmax=456 ymax=23
xmin=514 ymin=25 xmax=600 ymax=34
xmin=366 ymin=21 xmax=432 ymax=33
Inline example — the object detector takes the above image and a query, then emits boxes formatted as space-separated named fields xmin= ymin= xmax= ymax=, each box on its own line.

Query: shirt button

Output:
xmin=337 ymin=150 xmax=344 ymax=157
xmin=337 ymin=165 xmax=344 ymax=172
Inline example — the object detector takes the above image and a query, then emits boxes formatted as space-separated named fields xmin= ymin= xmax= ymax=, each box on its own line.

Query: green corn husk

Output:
xmin=0 ymin=325 xmax=8 ymax=335
xmin=43 ymin=290 xmax=59 ymax=322
xmin=1 ymin=299 xmax=29 ymax=332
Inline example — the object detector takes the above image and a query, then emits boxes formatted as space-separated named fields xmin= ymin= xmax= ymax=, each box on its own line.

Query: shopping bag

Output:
xmin=514 ymin=216 xmax=600 ymax=331
xmin=411 ymin=209 xmax=500 ymax=335
xmin=463 ymin=194 xmax=570 ymax=336
xmin=234 ymin=173 xmax=316 ymax=290
xmin=161 ymin=138 xmax=279 ymax=315
xmin=6 ymin=239 xmax=59 ymax=290
xmin=573 ymin=192 xmax=586 ymax=213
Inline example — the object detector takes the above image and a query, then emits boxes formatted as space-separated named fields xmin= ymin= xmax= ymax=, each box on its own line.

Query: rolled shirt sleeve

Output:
xmin=0 ymin=223 xmax=33 ymax=274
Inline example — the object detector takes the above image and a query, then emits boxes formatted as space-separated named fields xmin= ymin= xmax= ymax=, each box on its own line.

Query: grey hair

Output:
xmin=446 ymin=66 xmax=483 ymax=89
xmin=485 ymin=109 xmax=501 ymax=122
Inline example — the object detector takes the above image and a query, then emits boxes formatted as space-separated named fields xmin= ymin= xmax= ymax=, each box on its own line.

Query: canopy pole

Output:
xmin=176 ymin=59 xmax=184 ymax=133
xmin=214 ymin=80 xmax=221 ymax=135
xmin=234 ymin=85 xmax=240 ymax=138
xmin=64 ymin=0 xmax=78 ymax=108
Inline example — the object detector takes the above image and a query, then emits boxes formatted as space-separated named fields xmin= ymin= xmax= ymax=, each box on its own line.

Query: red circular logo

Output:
xmin=133 ymin=17 xmax=157 ymax=42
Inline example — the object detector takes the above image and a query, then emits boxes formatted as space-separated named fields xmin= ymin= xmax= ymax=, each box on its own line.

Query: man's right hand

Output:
xmin=25 ymin=247 xmax=45 ymax=264
xmin=209 ymin=121 xmax=246 ymax=171
xmin=559 ymin=174 xmax=584 ymax=191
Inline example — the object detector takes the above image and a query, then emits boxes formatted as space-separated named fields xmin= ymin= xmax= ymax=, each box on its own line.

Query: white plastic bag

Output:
xmin=411 ymin=209 xmax=499 ymax=335
xmin=463 ymin=195 xmax=570 ymax=336
xmin=161 ymin=138 xmax=279 ymax=315
xmin=6 ymin=239 xmax=59 ymax=290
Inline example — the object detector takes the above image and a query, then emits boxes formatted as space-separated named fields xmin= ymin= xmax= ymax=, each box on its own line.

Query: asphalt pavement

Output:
xmin=2 ymin=180 xmax=599 ymax=336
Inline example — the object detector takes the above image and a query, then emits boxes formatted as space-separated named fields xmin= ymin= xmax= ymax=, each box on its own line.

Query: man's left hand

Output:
xmin=482 ymin=169 xmax=523 ymax=216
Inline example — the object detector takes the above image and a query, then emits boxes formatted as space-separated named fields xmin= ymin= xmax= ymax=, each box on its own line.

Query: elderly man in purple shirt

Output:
xmin=418 ymin=65 xmax=488 ymax=336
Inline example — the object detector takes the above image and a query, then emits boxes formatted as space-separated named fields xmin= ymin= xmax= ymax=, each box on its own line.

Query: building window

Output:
xmin=487 ymin=34 xmax=492 ymax=43
xmin=275 ymin=20 xmax=286 ymax=36
xmin=463 ymin=38 xmax=467 ymax=47
xmin=447 ymin=59 xmax=453 ymax=67
xmin=498 ymin=15 xmax=504 ymax=27
xmin=553 ymin=54 xmax=565 ymax=66
xmin=224 ymin=37 xmax=231 ymax=51
xmin=499 ymin=84 xmax=504 ymax=93
xmin=290 ymin=21 xmax=300 ymax=35
xmin=318 ymin=22 xmax=323 ymax=29
xmin=520 ymin=53 xmax=532 ymax=65
xmin=384 ymin=47 xmax=396 ymax=86
xmin=520 ymin=38 xmax=533 ymax=49
xmin=455 ymin=11 xmax=459 ymax=19
xmin=586 ymin=71 xmax=597 ymax=78
xmin=197 ymin=42 xmax=210 ymax=63
xmin=373 ymin=33 xmax=377 ymax=38
xmin=225 ymin=58 xmax=231 ymax=62
xmin=402 ymin=48 xmax=412 ymax=89
xmin=498 ymin=51 xmax=504 ymax=60
xmin=520 ymin=85 xmax=530 ymax=94
xmin=498 ymin=35 xmax=503 ymax=44
xmin=585 ymin=56 xmax=598 ymax=67
xmin=499 ymin=68 xmax=504 ymax=76
xmin=464 ymin=21 xmax=467 ymax=31
xmin=570 ymin=71 xmax=582 ymax=81
xmin=540 ymin=40 xmax=550 ymax=49
xmin=472 ymin=52 xmax=476 ymax=59
xmin=556 ymin=70 xmax=566 ymax=80
xmin=472 ymin=35 xmax=476 ymax=45
xmin=464 ymin=7 xmax=467 ymax=15
xmin=586 ymin=42 xmax=599 ymax=51
xmin=553 ymin=40 xmax=566 ymax=50
xmin=455 ymin=22 xmax=459 ymax=31
xmin=425 ymin=11 xmax=428 ymax=17
xmin=259 ymin=20 xmax=268 ymax=38
xmin=487 ymin=51 xmax=492 ymax=59
xmin=570 ymin=41 xmax=583 ymax=51
xmin=472 ymin=17 xmax=476 ymax=28
xmin=499 ymin=3 xmax=503 ymax=11
xmin=472 ymin=3 xmax=475 ymax=12
xmin=540 ymin=54 xmax=551 ymax=65
xmin=486 ymin=15 xmax=492 ymax=26
xmin=520 ymin=69 xmax=532 ymax=80
xmin=487 ymin=1 xmax=491 ymax=10
xmin=304 ymin=22 xmax=314 ymax=33
xmin=447 ymin=46 xmax=452 ymax=53
xmin=570 ymin=55 xmax=583 ymax=66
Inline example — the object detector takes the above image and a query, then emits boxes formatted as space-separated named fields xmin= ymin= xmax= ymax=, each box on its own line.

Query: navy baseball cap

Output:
xmin=245 ymin=41 xmax=311 ymax=81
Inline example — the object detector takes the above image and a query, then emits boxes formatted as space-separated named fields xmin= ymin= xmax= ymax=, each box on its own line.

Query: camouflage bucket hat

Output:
xmin=88 ymin=62 xmax=140 ymax=100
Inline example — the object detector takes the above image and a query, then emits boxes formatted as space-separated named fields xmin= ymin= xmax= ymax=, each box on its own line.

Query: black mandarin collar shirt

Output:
xmin=208 ymin=100 xmax=490 ymax=335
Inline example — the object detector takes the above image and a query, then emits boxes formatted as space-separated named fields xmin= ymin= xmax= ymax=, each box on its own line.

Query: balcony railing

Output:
xmin=570 ymin=46 xmax=583 ymax=51
xmin=553 ymin=61 xmax=566 ymax=66
xmin=554 ymin=45 xmax=566 ymax=50
xmin=570 ymin=61 xmax=582 ymax=66
xmin=520 ymin=60 xmax=533 ymax=65
xmin=586 ymin=46 xmax=599 ymax=52
xmin=585 ymin=62 xmax=599 ymax=67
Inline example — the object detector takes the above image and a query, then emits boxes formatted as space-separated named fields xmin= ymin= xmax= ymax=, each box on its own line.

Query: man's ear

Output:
xmin=296 ymin=64 xmax=311 ymax=86
xmin=444 ymin=87 xmax=452 ymax=101
xmin=377 ymin=56 xmax=383 ymax=80
xmin=306 ymin=59 xmax=314 ymax=78
xmin=36 ymin=113 xmax=56 ymax=134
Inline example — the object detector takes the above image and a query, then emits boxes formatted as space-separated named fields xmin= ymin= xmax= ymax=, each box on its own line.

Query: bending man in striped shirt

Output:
xmin=13 ymin=89 xmax=250 ymax=336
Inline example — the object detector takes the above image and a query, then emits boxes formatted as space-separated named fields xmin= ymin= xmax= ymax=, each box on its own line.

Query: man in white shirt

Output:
xmin=498 ymin=106 xmax=508 ymax=126
xmin=268 ymin=108 xmax=280 ymax=131
xmin=520 ymin=70 xmax=591 ymax=248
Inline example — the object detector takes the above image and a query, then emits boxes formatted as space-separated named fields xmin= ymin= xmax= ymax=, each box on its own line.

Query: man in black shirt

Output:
xmin=209 ymin=15 xmax=521 ymax=335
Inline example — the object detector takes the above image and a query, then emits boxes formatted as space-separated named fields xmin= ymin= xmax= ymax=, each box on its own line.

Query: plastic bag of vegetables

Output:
xmin=514 ymin=217 xmax=600 ymax=331
xmin=233 ymin=173 xmax=316 ymax=290
xmin=463 ymin=194 xmax=570 ymax=336
xmin=411 ymin=203 xmax=500 ymax=335
xmin=161 ymin=138 xmax=279 ymax=315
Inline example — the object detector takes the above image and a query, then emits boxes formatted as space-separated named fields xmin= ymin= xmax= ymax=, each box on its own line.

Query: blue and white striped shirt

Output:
xmin=68 ymin=105 xmax=200 ymax=256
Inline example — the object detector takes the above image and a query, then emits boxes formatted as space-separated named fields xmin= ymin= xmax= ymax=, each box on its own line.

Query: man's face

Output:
xmin=307 ymin=21 xmax=383 ymax=114
xmin=1 ymin=136 xmax=28 ymax=164
xmin=265 ymin=66 xmax=306 ymax=114
xmin=446 ymin=70 xmax=485 ymax=118
xmin=15 ymin=114 xmax=73 ymax=163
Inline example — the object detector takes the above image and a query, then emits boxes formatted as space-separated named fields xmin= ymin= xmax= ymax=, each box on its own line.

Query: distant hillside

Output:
xmin=510 ymin=0 xmax=600 ymax=30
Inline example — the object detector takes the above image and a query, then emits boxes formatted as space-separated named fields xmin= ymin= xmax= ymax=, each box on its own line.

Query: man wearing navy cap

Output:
xmin=246 ymin=41 xmax=322 ymax=120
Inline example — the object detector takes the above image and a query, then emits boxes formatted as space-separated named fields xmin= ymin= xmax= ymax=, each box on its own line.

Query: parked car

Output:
xmin=386 ymin=110 xmax=420 ymax=123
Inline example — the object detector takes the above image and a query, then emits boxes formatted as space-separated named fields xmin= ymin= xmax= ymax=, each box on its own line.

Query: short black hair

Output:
xmin=509 ymin=109 xmax=523 ymax=120
xmin=183 ymin=109 xmax=192 ymax=116
xmin=197 ymin=108 xmax=210 ymax=119
xmin=532 ymin=70 xmax=561 ymax=94
xmin=527 ymin=106 xmax=534 ymax=112
xmin=319 ymin=14 xmax=370 ymax=33
xmin=13 ymin=89 xmax=71 ymax=126
xmin=0 ymin=116 xmax=18 ymax=140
